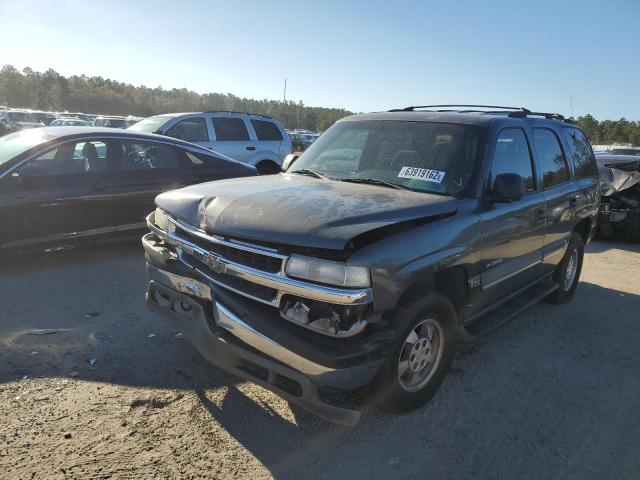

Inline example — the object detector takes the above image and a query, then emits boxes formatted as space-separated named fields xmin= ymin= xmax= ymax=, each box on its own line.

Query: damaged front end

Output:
xmin=597 ymin=155 xmax=640 ymax=241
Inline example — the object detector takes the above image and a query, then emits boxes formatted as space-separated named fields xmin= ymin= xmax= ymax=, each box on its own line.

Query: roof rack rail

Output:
xmin=203 ymin=110 xmax=274 ymax=119
xmin=388 ymin=105 xmax=572 ymax=123
xmin=389 ymin=105 xmax=531 ymax=113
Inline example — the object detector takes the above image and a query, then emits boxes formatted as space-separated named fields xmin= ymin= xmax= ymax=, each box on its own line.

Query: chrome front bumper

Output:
xmin=145 ymin=262 xmax=384 ymax=426
xmin=145 ymin=212 xmax=373 ymax=308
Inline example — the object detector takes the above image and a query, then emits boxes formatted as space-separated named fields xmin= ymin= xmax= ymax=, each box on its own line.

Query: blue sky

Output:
xmin=1 ymin=0 xmax=638 ymax=120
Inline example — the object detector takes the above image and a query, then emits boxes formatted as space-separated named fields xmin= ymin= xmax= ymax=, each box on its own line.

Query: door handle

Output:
xmin=535 ymin=208 xmax=546 ymax=223
xmin=246 ymin=146 xmax=256 ymax=151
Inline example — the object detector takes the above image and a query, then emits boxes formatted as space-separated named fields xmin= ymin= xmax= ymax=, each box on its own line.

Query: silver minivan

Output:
xmin=129 ymin=111 xmax=292 ymax=174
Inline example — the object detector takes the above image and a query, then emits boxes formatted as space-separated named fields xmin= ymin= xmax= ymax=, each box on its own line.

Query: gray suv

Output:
xmin=142 ymin=105 xmax=599 ymax=425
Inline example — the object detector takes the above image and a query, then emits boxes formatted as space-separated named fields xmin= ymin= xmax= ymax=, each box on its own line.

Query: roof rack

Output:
xmin=203 ymin=110 xmax=274 ymax=119
xmin=389 ymin=104 xmax=529 ymax=112
xmin=388 ymin=105 xmax=571 ymax=123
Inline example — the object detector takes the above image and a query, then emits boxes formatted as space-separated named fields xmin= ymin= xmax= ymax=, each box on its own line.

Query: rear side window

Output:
xmin=166 ymin=117 xmax=209 ymax=142
xmin=212 ymin=117 xmax=249 ymax=141
xmin=562 ymin=128 xmax=598 ymax=178
xmin=119 ymin=140 xmax=181 ymax=170
xmin=532 ymin=128 xmax=569 ymax=189
xmin=251 ymin=119 xmax=283 ymax=141
xmin=490 ymin=128 xmax=535 ymax=192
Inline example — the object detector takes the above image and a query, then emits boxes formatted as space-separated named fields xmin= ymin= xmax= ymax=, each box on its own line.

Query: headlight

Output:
xmin=285 ymin=255 xmax=371 ymax=288
xmin=154 ymin=208 xmax=175 ymax=234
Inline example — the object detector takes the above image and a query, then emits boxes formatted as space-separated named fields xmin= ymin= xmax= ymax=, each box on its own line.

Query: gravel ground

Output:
xmin=1 ymin=239 xmax=639 ymax=479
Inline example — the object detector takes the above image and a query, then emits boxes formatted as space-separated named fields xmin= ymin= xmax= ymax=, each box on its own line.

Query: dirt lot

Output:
xmin=1 ymin=239 xmax=639 ymax=479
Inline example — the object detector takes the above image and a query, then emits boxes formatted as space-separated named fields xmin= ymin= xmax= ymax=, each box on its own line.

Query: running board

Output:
xmin=458 ymin=280 xmax=560 ymax=343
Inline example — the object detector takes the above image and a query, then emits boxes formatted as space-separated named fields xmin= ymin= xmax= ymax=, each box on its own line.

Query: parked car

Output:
xmin=597 ymin=154 xmax=640 ymax=241
xmin=142 ymin=105 xmax=599 ymax=425
xmin=0 ymin=110 xmax=45 ymax=130
xmin=59 ymin=112 xmax=93 ymax=124
xmin=93 ymin=116 xmax=128 ymax=128
xmin=129 ymin=111 xmax=292 ymax=174
xmin=0 ymin=127 xmax=256 ymax=254
xmin=30 ymin=110 xmax=58 ymax=125
xmin=50 ymin=117 xmax=91 ymax=127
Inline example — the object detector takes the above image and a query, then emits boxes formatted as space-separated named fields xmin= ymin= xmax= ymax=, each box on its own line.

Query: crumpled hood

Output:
xmin=597 ymin=155 xmax=640 ymax=196
xmin=155 ymin=174 xmax=459 ymax=250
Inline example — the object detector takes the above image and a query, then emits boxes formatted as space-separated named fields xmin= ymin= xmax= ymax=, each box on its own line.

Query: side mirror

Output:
xmin=282 ymin=153 xmax=300 ymax=171
xmin=492 ymin=173 xmax=526 ymax=202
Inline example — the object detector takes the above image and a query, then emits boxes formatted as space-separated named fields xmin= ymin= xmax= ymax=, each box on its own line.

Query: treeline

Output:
xmin=574 ymin=114 xmax=640 ymax=146
xmin=1 ymin=65 xmax=639 ymax=143
xmin=0 ymin=65 xmax=352 ymax=131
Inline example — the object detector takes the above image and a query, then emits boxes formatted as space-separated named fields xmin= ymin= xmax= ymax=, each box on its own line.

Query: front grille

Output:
xmin=177 ymin=229 xmax=283 ymax=273
xmin=185 ymin=251 xmax=278 ymax=303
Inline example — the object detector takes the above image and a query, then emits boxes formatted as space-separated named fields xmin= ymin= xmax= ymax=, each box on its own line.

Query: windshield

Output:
xmin=291 ymin=120 xmax=485 ymax=196
xmin=0 ymin=129 xmax=52 ymax=167
xmin=128 ymin=115 xmax=174 ymax=132
xmin=8 ymin=111 xmax=39 ymax=123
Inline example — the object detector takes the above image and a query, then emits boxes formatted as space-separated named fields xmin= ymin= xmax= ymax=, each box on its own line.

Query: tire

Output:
xmin=546 ymin=232 xmax=584 ymax=304
xmin=256 ymin=161 xmax=281 ymax=175
xmin=371 ymin=291 xmax=457 ymax=413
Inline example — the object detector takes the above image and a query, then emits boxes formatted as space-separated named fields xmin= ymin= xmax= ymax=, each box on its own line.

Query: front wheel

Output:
xmin=371 ymin=291 xmax=457 ymax=413
xmin=547 ymin=232 xmax=584 ymax=304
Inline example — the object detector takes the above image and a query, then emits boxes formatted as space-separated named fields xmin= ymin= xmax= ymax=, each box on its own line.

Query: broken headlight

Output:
xmin=285 ymin=255 xmax=371 ymax=288
xmin=154 ymin=208 xmax=175 ymax=234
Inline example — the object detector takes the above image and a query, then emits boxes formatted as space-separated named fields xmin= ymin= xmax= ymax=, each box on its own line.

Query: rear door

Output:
xmin=210 ymin=116 xmax=256 ymax=163
xmin=476 ymin=127 xmax=546 ymax=310
xmin=531 ymin=127 xmax=578 ymax=268
xmin=107 ymin=138 xmax=243 ymax=228
xmin=0 ymin=138 xmax=118 ymax=250
xmin=250 ymin=118 xmax=285 ymax=161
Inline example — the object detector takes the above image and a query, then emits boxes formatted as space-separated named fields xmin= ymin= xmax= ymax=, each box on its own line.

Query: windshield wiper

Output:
xmin=290 ymin=169 xmax=330 ymax=180
xmin=339 ymin=178 xmax=410 ymax=190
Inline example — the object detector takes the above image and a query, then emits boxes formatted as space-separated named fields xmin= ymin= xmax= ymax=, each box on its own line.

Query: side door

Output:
xmin=108 ymin=138 xmax=211 ymax=228
xmin=561 ymin=127 xmax=600 ymax=237
xmin=209 ymin=116 xmax=256 ymax=163
xmin=249 ymin=118 xmax=284 ymax=161
xmin=0 ymin=139 xmax=117 ymax=250
xmin=475 ymin=127 xmax=546 ymax=310
xmin=530 ymin=127 xmax=578 ymax=268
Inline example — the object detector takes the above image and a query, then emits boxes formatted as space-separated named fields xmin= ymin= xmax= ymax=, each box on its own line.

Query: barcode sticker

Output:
xmin=397 ymin=167 xmax=446 ymax=183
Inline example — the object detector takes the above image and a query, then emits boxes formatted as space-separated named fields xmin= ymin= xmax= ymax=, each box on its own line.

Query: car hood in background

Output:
xmin=155 ymin=174 xmax=459 ymax=250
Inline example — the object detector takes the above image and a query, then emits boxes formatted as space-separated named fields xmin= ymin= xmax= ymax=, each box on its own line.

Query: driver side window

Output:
xmin=490 ymin=129 xmax=536 ymax=192
xmin=16 ymin=141 xmax=108 ymax=177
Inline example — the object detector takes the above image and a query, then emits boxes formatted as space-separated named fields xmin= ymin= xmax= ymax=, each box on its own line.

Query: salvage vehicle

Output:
xmin=597 ymin=154 xmax=640 ymax=241
xmin=143 ymin=105 xmax=599 ymax=425
xmin=0 ymin=127 xmax=256 ymax=254
xmin=129 ymin=111 xmax=292 ymax=174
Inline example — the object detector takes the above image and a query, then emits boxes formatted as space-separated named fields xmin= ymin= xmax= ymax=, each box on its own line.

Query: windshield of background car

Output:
xmin=0 ymin=129 xmax=52 ymax=167
xmin=291 ymin=120 xmax=485 ymax=196
xmin=128 ymin=115 xmax=174 ymax=132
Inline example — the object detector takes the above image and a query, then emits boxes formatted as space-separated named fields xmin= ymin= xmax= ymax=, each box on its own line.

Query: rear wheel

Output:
xmin=372 ymin=291 xmax=457 ymax=413
xmin=547 ymin=233 xmax=584 ymax=304
xmin=256 ymin=161 xmax=281 ymax=175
